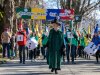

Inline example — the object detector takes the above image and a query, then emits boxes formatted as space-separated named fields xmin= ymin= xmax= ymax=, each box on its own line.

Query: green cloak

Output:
xmin=47 ymin=29 xmax=64 ymax=69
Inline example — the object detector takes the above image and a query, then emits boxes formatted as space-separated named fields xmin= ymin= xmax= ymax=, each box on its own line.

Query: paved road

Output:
xmin=0 ymin=57 xmax=100 ymax=75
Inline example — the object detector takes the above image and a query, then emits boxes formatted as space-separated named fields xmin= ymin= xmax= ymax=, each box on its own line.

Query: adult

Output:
xmin=10 ymin=33 xmax=16 ymax=58
xmin=92 ymin=32 xmax=100 ymax=63
xmin=1 ymin=28 xmax=11 ymax=58
xmin=65 ymin=28 xmax=78 ymax=64
xmin=17 ymin=24 xmax=27 ymax=64
xmin=47 ymin=18 xmax=64 ymax=74
xmin=78 ymin=33 xmax=85 ymax=57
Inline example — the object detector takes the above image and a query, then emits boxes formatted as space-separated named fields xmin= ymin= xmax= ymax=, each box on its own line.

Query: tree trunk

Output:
xmin=3 ymin=0 xmax=15 ymax=32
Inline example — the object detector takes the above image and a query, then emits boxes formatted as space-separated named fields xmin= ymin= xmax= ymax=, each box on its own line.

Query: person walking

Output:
xmin=46 ymin=18 xmax=64 ymax=74
xmin=92 ymin=32 xmax=100 ymax=63
xmin=65 ymin=28 xmax=78 ymax=64
xmin=10 ymin=33 xmax=16 ymax=59
xmin=17 ymin=21 xmax=27 ymax=64
xmin=84 ymin=34 xmax=91 ymax=59
xmin=78 ymin=33 xmax=85 ymax=57
xmin=1 ymin=28 xmax=11 ymax=58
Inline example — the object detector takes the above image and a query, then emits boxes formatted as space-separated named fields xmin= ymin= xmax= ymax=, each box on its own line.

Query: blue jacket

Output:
xmin=92 ymin=36 xmax=100 ymax=50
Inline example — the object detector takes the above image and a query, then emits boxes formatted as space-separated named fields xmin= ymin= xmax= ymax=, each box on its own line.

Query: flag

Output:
xmin=32 ymin=24 xmax=35 ymax=32
xmin=46 ymin=26 xmax=49 ymax=32
xmin=94 ymin=24 xmax=98 ymax=33
xmin=69 ymin=20 xmax=73 ymax=29
xmin=26 ymin=27 xmax=30 ymax=35
xmin=82 ymin=28 xmax=87 ymax=36
xmin=61 ymin=23 xmax=65 ymax=33
xmin=88 ymin=25 xmax=91 ymax=34
xmin=35 ymin=24 xmax=39 ymax=32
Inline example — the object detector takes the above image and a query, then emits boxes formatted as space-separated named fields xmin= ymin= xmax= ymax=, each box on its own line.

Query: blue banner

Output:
xmin=46 ymin=9 xmax=60 ymax=20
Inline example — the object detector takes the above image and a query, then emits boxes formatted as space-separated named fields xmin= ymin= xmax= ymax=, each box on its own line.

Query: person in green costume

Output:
xmin=65 ymin=28 xmax=78 ymax=64
xmin=29 ymin=32 xmax=38 ymax=61
xmin=78 ymin=33 xmax=85 ymax=57
xmin=41 ymin=32 xmax=48 ymax=59
xmin=46 ymin=19 xmax=64 ymax=74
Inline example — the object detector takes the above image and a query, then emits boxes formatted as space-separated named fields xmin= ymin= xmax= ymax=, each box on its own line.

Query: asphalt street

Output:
xmin=0 ymin=57 xmax=100 ymax=75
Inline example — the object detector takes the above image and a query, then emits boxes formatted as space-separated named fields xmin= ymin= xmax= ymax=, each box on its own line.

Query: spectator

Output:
xmin=1 ymin=28 xmax=11 ymax=58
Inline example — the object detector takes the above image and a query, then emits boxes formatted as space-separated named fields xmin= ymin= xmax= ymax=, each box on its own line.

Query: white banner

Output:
xmin=84 ymin=42 xmax=98 ymax=56
xmin=26 ymin=37 xmax=38 ymax=50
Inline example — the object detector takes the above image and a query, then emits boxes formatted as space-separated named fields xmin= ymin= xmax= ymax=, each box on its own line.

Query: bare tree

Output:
xmin=60 ymin=0 xmax=100 ymax=20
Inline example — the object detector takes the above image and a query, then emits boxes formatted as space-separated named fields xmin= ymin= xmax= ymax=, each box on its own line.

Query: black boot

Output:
xmin=55 ymin=69 xmax=58 ymax=74
xmin=51 ymin=68 xmax=54 ymax=72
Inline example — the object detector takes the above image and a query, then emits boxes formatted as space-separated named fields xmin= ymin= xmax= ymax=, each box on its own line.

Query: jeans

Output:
xmin=2 ymin=43 xmax=10 ymax=58
xmin=66 ymin=44 xmax=76 ymax=62
xmin=19 ymin=45 xmax=25 ymax=63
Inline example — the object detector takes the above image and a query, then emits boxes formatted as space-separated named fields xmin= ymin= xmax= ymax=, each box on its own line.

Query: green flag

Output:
xmin=32 ymin=24 xmax=35 ymax=32
xmin=83 ymin=28 xmax=87 ymax=36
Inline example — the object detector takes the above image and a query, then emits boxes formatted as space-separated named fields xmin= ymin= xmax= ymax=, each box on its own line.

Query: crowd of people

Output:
xmin=0 ymin=18 xmax=100 ymax=74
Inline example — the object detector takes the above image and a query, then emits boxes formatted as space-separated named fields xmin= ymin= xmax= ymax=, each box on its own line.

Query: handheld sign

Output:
xmin=84 ymin=42 xmax=98 ymax=56
xmin=26 ymin=37 xmax=38 ymax=50
xmin=17 ymin=35 xmax=23 ymax=41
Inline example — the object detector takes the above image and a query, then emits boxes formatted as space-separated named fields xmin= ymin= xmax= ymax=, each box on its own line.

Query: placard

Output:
xmin=84 ymin=42 xmax=98 ymax=56
xmin=26 ymin=37 xmax=38 ymax=50
xmin=17 ymin=35 xmax=23 ymax=41
xmin=67 ymin=32 xmax=74 ymax=38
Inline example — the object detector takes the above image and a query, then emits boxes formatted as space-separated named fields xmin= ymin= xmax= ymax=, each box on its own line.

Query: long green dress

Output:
xmin=47 ymin=28 xmax=64 ymax=70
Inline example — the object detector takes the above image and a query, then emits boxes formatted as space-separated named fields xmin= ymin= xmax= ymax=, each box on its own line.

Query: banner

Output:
xmin=16 ymin=8 xmax=46 ymax=19
xmin=16 ymin=8 xmax=74 ymax=20
xmin=60 ymin=9 xmax=74 ymax=20
xmin=46 ymin=9 xmax=60 ymax=20
xmin=46 ymin=9 xmax=74 ymax=20
xmin=31 ymin=8 xmax=46 ymax=19
xmin=16 ymin=8 xmax=31 ymax=19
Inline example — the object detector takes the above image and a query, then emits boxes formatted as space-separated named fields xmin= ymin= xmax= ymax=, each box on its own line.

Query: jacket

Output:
xmin=17 ymin=30 xmax=27 ymax=46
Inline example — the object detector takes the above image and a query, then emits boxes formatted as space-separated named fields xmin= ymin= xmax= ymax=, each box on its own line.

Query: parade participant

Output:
xmin=65 ymin=29 xmax=78 ymax=64
xmin=10 ymin=33 xmax=16 ymax=59
xmin=1 ymin=28 xmax=11 ymax=58
xmin=41 ymin=32 xmax=48 ymax=59
xmin=17 ymin=20 xmax=27 ymax=64
xmin=78 ymin=33 xmax=85 ymax=57
xmin=92 ymin=32 xmax=100 ymax=63
xmin=46 ymin=18 xmax=64 ymax=74
xmin=29 ymin=32 xmax=38 ymax=62
xmin=84 ymin=34 xmax=91 ymax=59
xmin=65 ymin=28 xmax=78 ymax=64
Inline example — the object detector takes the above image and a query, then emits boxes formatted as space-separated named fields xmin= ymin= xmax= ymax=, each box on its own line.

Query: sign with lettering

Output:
xmin=46 ymin=9 xmax=74 ymax=20
xmin=16 ymin=8 xmax=74 ymax=20
xmin=17 ymin=35 xmax=23 ymax=41
xmin=16 ymin=8 xmax=46 ymax=19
